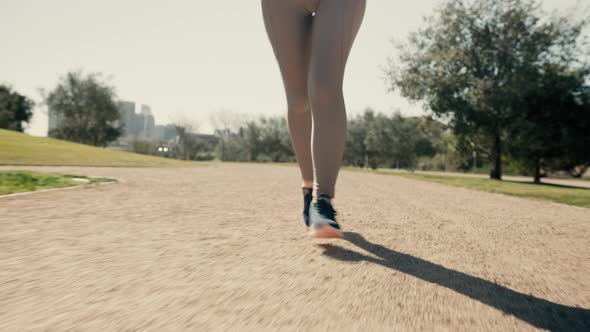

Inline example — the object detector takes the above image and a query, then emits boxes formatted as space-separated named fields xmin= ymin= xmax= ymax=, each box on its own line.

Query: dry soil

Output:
xmin=0 ymin=164 xmax=588 ymax=331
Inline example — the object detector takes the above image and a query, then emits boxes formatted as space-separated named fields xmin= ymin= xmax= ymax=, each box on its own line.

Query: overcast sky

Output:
xmin=1 ymin=0 xmax=586 ymax=136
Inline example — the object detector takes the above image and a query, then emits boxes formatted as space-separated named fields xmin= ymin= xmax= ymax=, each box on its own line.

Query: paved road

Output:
xmin=1 ymin=164 xmax=589 ymax=331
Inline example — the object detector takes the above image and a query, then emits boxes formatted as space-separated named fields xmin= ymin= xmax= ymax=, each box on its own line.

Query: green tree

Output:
xmin=172 ymin=120 xmax=206 ymax=160
xmin=386 ymin=0 xmax=587 ymax=180
xmin=243 ymin=121 xmax=262 ymax=162
xmin=258 ymin=116 xmax=293 ymax=162
xmin=415 ymin=116 xmax=447 ymax=158
xmin=215 ymin=136 xmax=248 ymax=161
xmin=508 ymin=64 xmax=590 ymax=182
xmin=45 ymin=71 xmax=122 ymax=147
xmin=347 ymin=109 xmax=423 ymax=169
xmin=344 ymin=108 xmax=373 ymax=167
xmin=543 ymin=83 xmax=590 ymax=179
xmin=0 ymin=85 xmax=34 ymax=132
xmin=131 ymin=139 xmax=154 ymax=155
xmin=217 ymin=115 xmax=295 ymax=163
xmin=363 ymin=110 xmax=391 ymax=169
xmin=389 ymin=113 xmax=420 ymax=169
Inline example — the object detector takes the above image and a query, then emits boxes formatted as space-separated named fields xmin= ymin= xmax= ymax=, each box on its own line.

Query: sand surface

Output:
xmin=1 ymin=163 xmax=589 ymax=331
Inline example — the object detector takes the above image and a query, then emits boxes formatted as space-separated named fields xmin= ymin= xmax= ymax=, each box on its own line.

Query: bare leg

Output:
xmin=260 ymin=0 xmax=315 ymax=189
xmin=308 ymin=0 xmax=366 ymax=198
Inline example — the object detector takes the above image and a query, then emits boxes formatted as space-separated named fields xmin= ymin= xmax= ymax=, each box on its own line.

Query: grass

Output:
xmin=2 ymin=130 xmax=586 ymax=207
xmin=367 ymin=170 xmax=590 ymax=208
xmin=0 ymin=129 xmax=198 ymax=167
xmin=0 ymin=170 xmax=115 ymax=195
xmin=261 ymin=164 xmax=589 ymax=208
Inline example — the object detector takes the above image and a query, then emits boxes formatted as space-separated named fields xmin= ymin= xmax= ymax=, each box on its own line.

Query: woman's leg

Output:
xmin=308 ymin=0 xmax=366 ymax=199
xmin=260 ymin=0 xmax=315 ymax=188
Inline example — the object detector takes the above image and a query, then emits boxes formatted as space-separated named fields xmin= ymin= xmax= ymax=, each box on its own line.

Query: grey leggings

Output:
xmin=261 ymin=0 xmax=366 ymax=198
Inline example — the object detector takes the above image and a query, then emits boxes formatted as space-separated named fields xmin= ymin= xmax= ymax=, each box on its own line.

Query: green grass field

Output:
xmin=0 ymin=170 xmax=115 ymax=195
xmin=368 ymin=170 xmax=590 ymax=208
xmin=0 ymin=129 xmax=196 ymax=167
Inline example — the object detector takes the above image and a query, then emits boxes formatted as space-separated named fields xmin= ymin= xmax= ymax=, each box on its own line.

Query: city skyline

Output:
xmin=1 ymin=0 xmax=586 ymax=137
xmin=49 ymin=98 xmax=180 ymax=147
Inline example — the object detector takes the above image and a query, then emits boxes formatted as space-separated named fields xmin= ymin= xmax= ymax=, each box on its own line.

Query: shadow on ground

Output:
xmin=318 ymin=232 xmax=590 ymax=331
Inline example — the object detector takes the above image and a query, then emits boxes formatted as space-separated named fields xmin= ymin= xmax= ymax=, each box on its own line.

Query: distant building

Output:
xmin=139 ymin=105 xmax=155 ymax=140
xmin=112 ymin=101 xmax=178 ymax=149
xmin=195 ymin=133 xmax=220 ymax=146
xmin=117 ymin=101 xmax=137 ymax=135
xmin=115 ymin=101 xmax=158 ymax=140
xmin=214 ymin=128 xmax=234 ymax=138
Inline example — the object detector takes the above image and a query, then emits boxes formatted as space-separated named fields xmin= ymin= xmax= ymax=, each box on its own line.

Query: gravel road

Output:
xmin=1 ymin=163 xmax=588 ymax=331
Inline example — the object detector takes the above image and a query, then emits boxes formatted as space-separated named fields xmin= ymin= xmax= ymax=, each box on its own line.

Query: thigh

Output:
xmin=308 ymin=0 xmax=366 ymax=92
xmin=261 ymin=0 xmax=314 ymax=107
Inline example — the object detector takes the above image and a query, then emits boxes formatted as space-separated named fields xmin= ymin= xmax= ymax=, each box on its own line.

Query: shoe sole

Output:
xmin=308 ymin=224 xmax=343 ymax=239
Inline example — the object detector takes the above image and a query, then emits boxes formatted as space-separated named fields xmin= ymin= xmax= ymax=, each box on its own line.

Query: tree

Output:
xmin=389 ymin=113 xmax=420 ymax=169
xmin=415 ymin=116 xmax=448 ymax=158
xmin=209 ymin=108 xmax=249 ymax=135
xmin=210 ymin=115 xmax=294 ymax=162
xmin=508 ymin=64 xmax=590 ymax=182
xmin=45 ymin=71 xmax=122 ymax=147
xmin=171 ymin=117 xmax=201 ymax=160
xmin=209 ymin=109 xmax=250 ymax=161
xmin=243 ymin=121 xmax=262 ymax=162
xmin=344 ymin=108 xmax=373 ymax=167
xmin=546 ymin=85 xmax=590 ymax=179
xmin=344 ymin=109 xmax=424 ymax=169
xmin=0 ymin=85 xmax=34 ymax=132
xmin=386 ymin=0 xmax=587 ymax=180
xmin=131 ymin=139 xmax=155 ymax=155
xmin=363 ymin=110 xmax=391 ymax=169
xmin=258 ymin=116 xmax=293 ymax=162
xmin=215 ymin=136 xmax=248 ymax=161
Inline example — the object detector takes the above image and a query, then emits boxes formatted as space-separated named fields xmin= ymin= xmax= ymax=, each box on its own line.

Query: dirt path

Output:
xmin=1 ymin=163 xmax=588 ymax=331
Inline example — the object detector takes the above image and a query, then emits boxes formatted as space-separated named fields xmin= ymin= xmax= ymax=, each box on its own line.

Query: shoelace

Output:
xmin=314 ymin=199 xmax=337 ymax=220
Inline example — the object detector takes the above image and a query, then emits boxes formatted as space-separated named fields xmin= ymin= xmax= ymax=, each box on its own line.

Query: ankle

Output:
xmin=302 ymin=180 xmax=314 ymax=188
xmin=317 ymin=194 xmax=332 ymax=204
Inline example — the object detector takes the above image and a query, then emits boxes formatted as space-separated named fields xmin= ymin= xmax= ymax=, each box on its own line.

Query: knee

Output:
xmin=308 ymin=81 xmax=344 ymax=111
xmin=287 ymin=95 xmax=311 ymax=115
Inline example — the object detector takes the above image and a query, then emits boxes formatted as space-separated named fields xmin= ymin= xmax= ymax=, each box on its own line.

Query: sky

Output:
xmin=1 ymin=0 xmax=586 ymax=136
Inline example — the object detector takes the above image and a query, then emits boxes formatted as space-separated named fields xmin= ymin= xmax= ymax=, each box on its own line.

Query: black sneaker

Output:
xmin=308 ymin=194 xmax=342 ymax=238
xmin=302 ymin=187 xmax=313 ymax=227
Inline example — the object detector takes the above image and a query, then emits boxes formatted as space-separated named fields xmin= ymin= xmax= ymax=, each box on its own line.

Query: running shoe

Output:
xmin=308 ymin=194 xmax=342 ymax=238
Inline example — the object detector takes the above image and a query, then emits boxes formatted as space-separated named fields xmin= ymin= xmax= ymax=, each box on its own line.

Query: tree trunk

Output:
xmin=534 ymin=158 xmax=541 ymax=184
xmin=489 ymin=134 xmax=502 ymax=180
